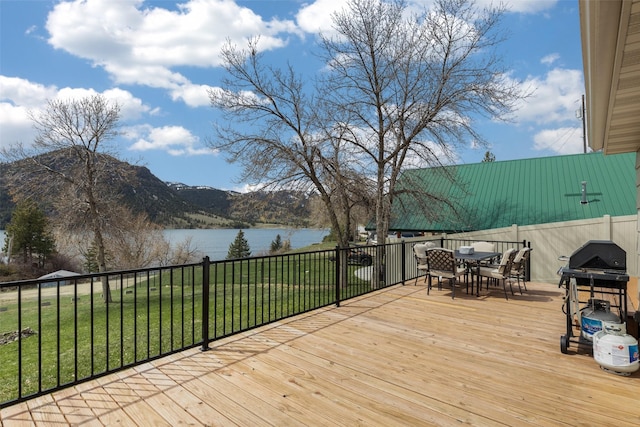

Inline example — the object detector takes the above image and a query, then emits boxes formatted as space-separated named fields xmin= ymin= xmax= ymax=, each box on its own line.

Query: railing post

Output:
xmin=401 ymin=241 xmax=406 ymax=285
xmin=335 ymin=246 xmax=341 ymax=307
xmin=525 ymin=240 xmax=532 ymax=282
xmin=201 ymin=256 xmax=210 ymax=351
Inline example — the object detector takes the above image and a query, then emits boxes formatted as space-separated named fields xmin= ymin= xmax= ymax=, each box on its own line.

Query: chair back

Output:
xmin=413 ymin=243 xmax=426 ymax=258
xmin=426 ymin=248 xmax=456 ymax=273
xmin=512 ymin=247 xmax=531 ymax=273
xmin=413 ymin=242 xmax=436 ymax=263
xmin=496 ymin=248 xmax=516 ymax=277
xmin=471 ymin=241 xmax=495 ymax=252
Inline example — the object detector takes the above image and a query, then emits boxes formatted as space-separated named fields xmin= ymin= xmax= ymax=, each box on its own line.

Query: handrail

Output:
xmin=0 ymin=238 xmax=529 ymax=407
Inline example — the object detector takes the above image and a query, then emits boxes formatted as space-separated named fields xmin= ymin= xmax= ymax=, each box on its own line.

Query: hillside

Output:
xmin=170 ymin=185 xmax=313 ymax=227
xmin=0 ymin=150 xmax=314 ymax=229
xmin=167 ymin=184 xmax=233 ymax=218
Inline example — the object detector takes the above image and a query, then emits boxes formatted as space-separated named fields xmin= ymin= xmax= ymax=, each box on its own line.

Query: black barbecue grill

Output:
xmin=560 ymin=239 xmax=629 ymax=287
xmin=558 ymin=240 xmax=629 ymax=354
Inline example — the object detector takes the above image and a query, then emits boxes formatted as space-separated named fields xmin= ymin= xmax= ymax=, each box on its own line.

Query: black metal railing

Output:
xmin=0 ymin=238 xmax=529 ymax=407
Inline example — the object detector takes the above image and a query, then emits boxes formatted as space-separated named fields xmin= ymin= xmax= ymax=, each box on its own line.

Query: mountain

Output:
xmin=226 ymin=190 xmax=313 ymax=226
xmin=170 ymin=184 xmax=313 ymax=227
xmin=167 ymin=183 xmax=234 ymax=218
xmin=0 ymin=163 xmax=14 ymax=227
xmin=0 ymin=151 xmax=314 ymax=229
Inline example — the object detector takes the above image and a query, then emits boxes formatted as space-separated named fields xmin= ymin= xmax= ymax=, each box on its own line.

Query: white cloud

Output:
xmin=171 ymin=83 xmax=216 ymax=108
xmin=0 ymin=76 xmax=53 ymax=150
xmin=103 ymin=88 xmax=154 ymax=119
xmin=541 ymin=53 xmax=560 ymax=66
xmin=508 ymin=66 xmax=585 ymax=156
xmin=296 ymin=0 xmax=339 ymax=34
xmin=45 ymin=0 xmax=299 ymax=97
xmin=533 ymin=127 xmax=585 ymax=155
xmin=487 ymin=63 xmax=587 ymax=156
xmin=51 ymin=87 xmax=147 ymax=120
xmin=512 ymin=68 xmax=584 ymax=125
xmin=0 ymin=75 xmax=153 ymax=150
xmin=0 ymin=103 xmax=34 ymax=149
xmin=0 ymin=76 xmax=58 ymax=107
xmin=42 ymin=0 xmax=563 ymax=110
xmin=409 ymin=0 xmax=559 ymax=16
xmin=489 ymin=0 xmax=558 ymax=14
xmin=127 ymin=124 xmax=215 ymax=156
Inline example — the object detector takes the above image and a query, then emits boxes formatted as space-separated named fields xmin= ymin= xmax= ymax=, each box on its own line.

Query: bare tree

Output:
xmin=209 ymin=0 xmax=523 ymax=250
xmin=208 ymin=39 xmax=368 ymax=248
xmin=2 ymin=95 xmax=122 ymax=302
xmin=320 ymin=0 xmax=523 ymax=245
xmin=208 ymin=0 xmax=524 ymax=287
xmin=157 ymin=235 xmax=202 ymax=266
xmin=104 ymin=207 xmax=177 ymax=270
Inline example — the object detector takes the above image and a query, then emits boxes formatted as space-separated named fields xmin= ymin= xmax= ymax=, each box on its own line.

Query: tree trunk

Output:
xmin=87 ymin=176 xmax=112 ymax=303
xmin=94 ymin=228 xmax=112 ymax=303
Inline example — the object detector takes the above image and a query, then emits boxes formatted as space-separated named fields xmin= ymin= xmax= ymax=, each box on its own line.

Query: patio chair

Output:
xmin=412 ymin=242 xmax=436 ymax=283
xmin=471 ymin=241 xmax=495 ymax=252
xmin=477 ymin=248 xmax=516 ymax=300
xmin=426 ymin=248 xmax=467 ymax=299
xmin=471 ymin=241 xmax=498 ymax=264
xmin=510 ymin=247 xmax=531 ymax=294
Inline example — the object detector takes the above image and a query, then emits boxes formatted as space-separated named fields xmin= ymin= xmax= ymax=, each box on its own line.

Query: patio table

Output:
xmin=454 ymin=250 xmax=501 ymax=296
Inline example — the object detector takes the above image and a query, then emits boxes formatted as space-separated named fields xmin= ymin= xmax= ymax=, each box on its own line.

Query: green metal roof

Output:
xmin=390 ymin=152 xmax=636 ymax=232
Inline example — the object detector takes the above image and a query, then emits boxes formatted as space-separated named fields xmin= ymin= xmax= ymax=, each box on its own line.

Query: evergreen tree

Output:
xmin=227 ymin=230 xmax=251 ymax=259
xmin=83 ymin=244 xmax=100 ymax=273
xmin=4 ymin=200 xmax=55 ymax=267
xmin=270 ymin=234 xmax=283 ymax=254
xmin=482 ymin=150 xmax=496 ymax=162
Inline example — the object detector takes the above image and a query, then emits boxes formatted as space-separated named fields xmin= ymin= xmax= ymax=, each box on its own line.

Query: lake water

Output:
xmin=164 ymin=228 xmax=329 ymax=260
xmin=0 ymin=228 xmax=329 ymax=262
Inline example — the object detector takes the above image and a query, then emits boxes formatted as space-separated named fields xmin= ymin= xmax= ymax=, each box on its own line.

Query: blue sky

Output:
xmin=1 ymin=0 xmax=585 ymax=192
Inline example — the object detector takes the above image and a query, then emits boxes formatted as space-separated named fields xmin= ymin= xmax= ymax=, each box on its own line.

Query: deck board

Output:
xmin=2 ymin=281 xmax=640 ymax=426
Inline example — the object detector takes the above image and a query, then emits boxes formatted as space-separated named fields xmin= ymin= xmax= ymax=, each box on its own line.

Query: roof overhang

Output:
xmin=580 ymin=0 xmax=640 ymax=154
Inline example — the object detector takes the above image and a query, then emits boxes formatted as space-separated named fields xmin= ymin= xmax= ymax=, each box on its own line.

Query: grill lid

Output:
xmin=568 ymin=240 xmax=626 ymax=271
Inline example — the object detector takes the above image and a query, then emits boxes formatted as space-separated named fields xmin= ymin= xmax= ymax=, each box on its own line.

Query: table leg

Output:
xmin=471 ymin=262 xmax=482 ymax=297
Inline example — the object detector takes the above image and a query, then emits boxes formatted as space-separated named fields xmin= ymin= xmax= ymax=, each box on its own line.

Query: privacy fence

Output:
xmin=444 ymin=214 xmax=637 ymax=283
xmin=0 ymin=237 xmax=528 ymax=408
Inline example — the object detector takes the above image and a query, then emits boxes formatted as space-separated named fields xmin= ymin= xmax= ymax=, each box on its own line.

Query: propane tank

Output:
xmin=592 ymin=321 xmax=639 ymax=375
xmin=580 ymin=299 xmax=619 ymax=341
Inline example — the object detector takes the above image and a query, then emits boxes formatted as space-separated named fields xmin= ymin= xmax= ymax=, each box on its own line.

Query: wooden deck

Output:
xmin=2 ymin=281 xmax=639 ymax=426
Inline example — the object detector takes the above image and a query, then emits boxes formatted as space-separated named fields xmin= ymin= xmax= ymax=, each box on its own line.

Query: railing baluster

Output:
xmin=212 ymin=262 xmax=217 ymax=340
xmin=106 ymin=275 xmax=110 ymax=372
xmin=18 ymin=285 xmax=22 ymax=400
xmin=90 ymin=276 xmax=95 ymax=376
xmin=180 ymin=267 xmax=184 ymax=349
xmin=2 ymin=239 xmax=528 ymax=408
xmin=201 ymin=256 xmax=210 ymax=351
xmin=37 ymin=281 xmax=42 ymax=394
xmin=120 ymin=273 xmax=124 ymax=368
xmin=158 ymin=269 xmax=162 ymax=356
xmin=56 ymin=280 xmax=60 ymax=388
xmin=74 ymin=278 xmax=78 ymax=385
xmin=134 ymin=271 xmax=138 ymax=362
xmin=146 ymin=270 xmax=150 ymax=359
xmin=335 ymin=246 xmax=341 ymax=307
